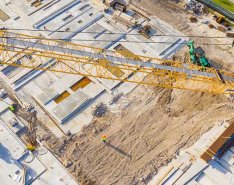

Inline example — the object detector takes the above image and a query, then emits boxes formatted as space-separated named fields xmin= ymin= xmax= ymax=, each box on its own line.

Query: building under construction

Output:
xmin=0 ymin=0 xmax=233 ymax=184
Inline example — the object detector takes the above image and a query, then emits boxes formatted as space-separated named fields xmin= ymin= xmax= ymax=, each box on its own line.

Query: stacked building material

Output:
xmin=201 ymin=122 xmax=234 ymax=162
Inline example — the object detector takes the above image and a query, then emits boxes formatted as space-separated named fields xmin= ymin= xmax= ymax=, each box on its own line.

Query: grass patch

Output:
xmin=212 ymin=0 xmax=234 ymax=13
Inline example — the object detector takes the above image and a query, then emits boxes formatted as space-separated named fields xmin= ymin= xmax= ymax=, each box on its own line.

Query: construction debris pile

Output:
xmin=184 ymin=0 xmax=208 ymax=15
xmin=92 ymin=103 xmax=108 ymax=117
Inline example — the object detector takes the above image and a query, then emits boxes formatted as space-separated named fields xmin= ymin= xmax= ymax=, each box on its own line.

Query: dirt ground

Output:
xmin=60 ymin=86 xmax=234 ymax=185
xmin=39 ymin=1 xmax=234 ymax=184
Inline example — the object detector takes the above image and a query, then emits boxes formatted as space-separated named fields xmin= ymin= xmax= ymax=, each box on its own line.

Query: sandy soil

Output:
xmin=61 ymin=85 xmax=234 ymax=185
xmin=131 ymin=0 xmax=234 ymax=69
xmin=43 ymin=1 xmax=234 ymax=184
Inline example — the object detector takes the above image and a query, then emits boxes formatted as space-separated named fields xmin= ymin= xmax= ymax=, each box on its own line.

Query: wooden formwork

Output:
xmin=201 ymin=122 xmax=234 ymax=162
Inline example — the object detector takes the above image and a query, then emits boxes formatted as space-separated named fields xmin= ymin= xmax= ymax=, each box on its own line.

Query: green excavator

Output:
xmin=187 ymin=40 xmax=210 ymax=68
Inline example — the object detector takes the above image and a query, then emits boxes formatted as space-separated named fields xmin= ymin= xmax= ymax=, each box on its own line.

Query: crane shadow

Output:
xmin=106 ymin=142 xmax=132 ymax=159
xmin=0 ymin=143 xmax=13 ymax=164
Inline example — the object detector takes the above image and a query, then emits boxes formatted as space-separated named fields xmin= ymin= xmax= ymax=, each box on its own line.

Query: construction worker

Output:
xmin=102 ymin=135 xmax=107 ymax=144
xmin=26 ymin=144 xmax=36 ymax=152
xmin=8 ymin=105 xmax=15 ymax=112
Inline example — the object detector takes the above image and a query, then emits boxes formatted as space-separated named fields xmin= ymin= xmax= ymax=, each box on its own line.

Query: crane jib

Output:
xmin=0 ymin=37 xmax=222 ymax=80
xmin=0 ymin=31 xmax=234 ymax=94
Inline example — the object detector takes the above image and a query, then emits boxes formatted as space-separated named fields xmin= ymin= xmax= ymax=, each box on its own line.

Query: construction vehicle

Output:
xmin=187 ymin=40 xmax=210 ymax=67
xmin=104 ymin=0 xmax=127 ymax=12
xmin=0 ymin=30 xmax=234 ymax=95
xmin=139 ymin=25 xmax=151 ymax=39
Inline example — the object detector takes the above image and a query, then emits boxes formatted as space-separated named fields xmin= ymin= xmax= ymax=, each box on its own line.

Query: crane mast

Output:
xmin=0 ymin=30 xmax=234 ymax=94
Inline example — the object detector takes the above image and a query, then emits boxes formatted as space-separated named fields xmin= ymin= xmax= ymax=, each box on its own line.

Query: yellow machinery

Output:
xmin=0 ymin=30 xmax=234 ymax=94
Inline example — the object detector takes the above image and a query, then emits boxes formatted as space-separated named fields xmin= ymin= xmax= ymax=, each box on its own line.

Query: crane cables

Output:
xmin=1 ymin=28 xmax=232 ymax=39
xmin=0 ymin=35 xmax=232 ymax=46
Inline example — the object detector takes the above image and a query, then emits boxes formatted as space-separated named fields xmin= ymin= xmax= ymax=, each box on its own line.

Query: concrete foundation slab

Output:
xmin=18 ymin=153 xmax=46 ymax=184
xmin=0 ymin=110 xmax=26 ymax=135
xmin=0 ymin=119 xmax=46 ymax=185
xmin=37 ymin=87 xmax=59 ymax=105
xmin=52 ymin=90 xmax=90 ymax=123
xmin=0 ymin=110 xmax=77 ymax=185
xmin=33 ymin=148 xmax=77 ymax=185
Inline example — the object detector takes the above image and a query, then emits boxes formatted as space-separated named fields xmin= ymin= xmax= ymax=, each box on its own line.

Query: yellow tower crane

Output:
xmin=0 ymin=30 xmax=234 ymax=94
